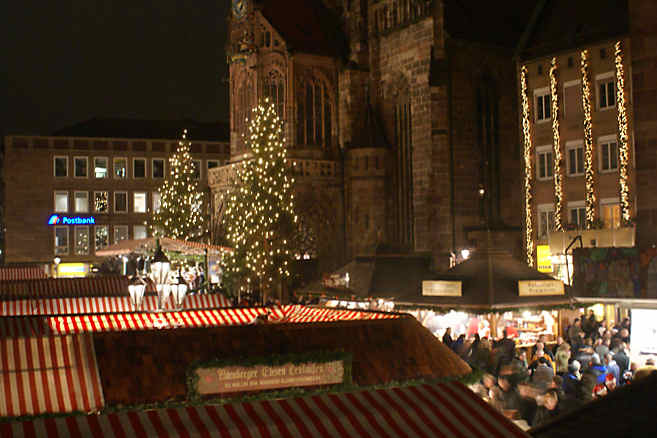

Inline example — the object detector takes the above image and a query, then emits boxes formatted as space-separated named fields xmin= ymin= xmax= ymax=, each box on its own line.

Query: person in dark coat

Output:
xmin=562 ymin=361 xmax=581 ymax=399
xmin=442 ymin=327 xmax=453 ymax=348
xmin=613 ymin=343 xmax=630 ymax=381
xmin=532 ymin=389 xmax=561 ymax=427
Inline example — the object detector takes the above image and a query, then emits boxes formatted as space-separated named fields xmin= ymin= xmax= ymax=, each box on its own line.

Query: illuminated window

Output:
xmin=133 ymin=158 xmax=146 ymax=178
xmin=534 ymin=88 xmax=551 ymax=122
xmin=600 ymin=199 xmax=621 ymax=229
xmin=566 ymin=141 xmax=584 ymax=176
xmin=114 ymin=192 xmax=127 ymax=213
xmin=599 ymin=136 xmax=619 ymax=172
xmin=95 ymin=225 xmax=109 ymax=251
xmin=133 ymin=225 xmax=147 ymax=240
xmin=536 ymin=145 xmax=553 ymax=180
xmin=54 ymin=226 xmax=69 ymax=255
xmin=94 ymin=157 xmax=109 ymax=178
xmin=113 ymin=225 xmax=129 ymax=244
xmin=114 ymin=157 xmax=127 ymax=179
xmin=94 ymin=191 xmax=109 ymax=213
xmin=134 ymin=192 xmax=147 ymax=213
xmin=54 ymin=156 xmax=68 ymax=177
xmin=74 ymin=191 xmax=89 ymax=213
xmin=152 ymin=158 xmax=165 ymax=178
xmin=54 ymin=191 xmax=69 ymax=212
xmin=538 ymin=204 xmax=555 ymax=239
xmin=74 ymin=157 xmax=88 ymax=178
xmin=74 ymin=226 xmax=89 ymax=255
xmin=153 ymin=192 xmax=161 ymax=212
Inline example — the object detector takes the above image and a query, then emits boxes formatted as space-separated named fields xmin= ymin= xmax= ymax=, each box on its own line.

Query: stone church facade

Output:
xmin=209 ymin=0 xmax=527 ymax=274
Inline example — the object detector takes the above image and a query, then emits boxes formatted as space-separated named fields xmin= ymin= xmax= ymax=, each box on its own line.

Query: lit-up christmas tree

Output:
xmin=221 ymin=99 xmax=297 ymax=297
xmin=150 ymin=129 xmax=207 ymax=240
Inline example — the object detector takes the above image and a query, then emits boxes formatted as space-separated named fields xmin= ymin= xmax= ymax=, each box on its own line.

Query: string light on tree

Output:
xmin=549 ymin=57 xmax=564 ymax=231
xmin=520 ymin=65 xmax=534 ymax=266
xmin=149 ymin=129 xmax=207 ymax=240
xmin=221 ymin=99 xmax=297 ymax=297
xmin=614 ymin=41 xmax=631 ymax=223
xmin=580 ymin=50 xmax=597 ymax=229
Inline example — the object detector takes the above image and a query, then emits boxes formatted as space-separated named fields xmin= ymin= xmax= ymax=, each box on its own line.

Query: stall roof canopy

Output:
xmin=95 ymin=237 xmax=232 ymax=257
xmin=396 ymin=249 xmax=574 ymax=310
xmin=529 ymin=371 xmax=657 ymax=438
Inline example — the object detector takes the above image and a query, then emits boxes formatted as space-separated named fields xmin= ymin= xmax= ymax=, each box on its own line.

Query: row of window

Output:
xmin=54 ymin=191 xmax=160 ymax=214
xmin=536 ymin=136 xmax=619 ymax=180
xmin=53 ymin=156 xmax=220 ymax=179
xmin=537 ymin=201 xmax=621 ymax=239
xmin=534 ymin=73 xmax=616 ymax=122
xmin=54 ymin=225 xmax=148 ymax=255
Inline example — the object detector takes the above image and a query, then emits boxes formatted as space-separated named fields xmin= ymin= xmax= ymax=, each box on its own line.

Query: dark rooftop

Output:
xmin=53 ymin=117 xmax=230 ymax=142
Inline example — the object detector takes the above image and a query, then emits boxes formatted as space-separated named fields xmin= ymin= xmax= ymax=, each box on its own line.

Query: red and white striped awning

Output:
xmin=1 ymin=293 xmax=231 ymax=317
xmin=0 ymin=334 xmax=104 ymax=418
xmin=3 ymin=381 xmax=528 ymax=437
xmin=0 ymin=266 xmax=47 ymax=281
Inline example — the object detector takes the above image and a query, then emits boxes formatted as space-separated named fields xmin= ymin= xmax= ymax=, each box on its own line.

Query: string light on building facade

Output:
xmin=520 ymin=65 xmax=534 ymax=266
xmin=614 ymin=41 xmax=631 ymax=223
xmin=549 ymin=57 xmax=564 ymax=231
xmin=580 ymin=50 xmax=596 ymax=229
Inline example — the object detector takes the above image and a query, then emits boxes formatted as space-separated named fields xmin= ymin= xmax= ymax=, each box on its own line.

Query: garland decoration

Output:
xmin=520 ymin=65 xmax=534 ymax=266
xmin=580 ymin=50 xmax=597 ymax=229
xmin=549 ymin=57 xmax=564 ymax=231
xmin=614 ymin=41 xmax=631 ymax=223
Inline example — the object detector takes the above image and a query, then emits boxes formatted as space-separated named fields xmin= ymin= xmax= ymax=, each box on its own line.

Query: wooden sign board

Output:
xmin=518 ymin=280 xmax=564 ymax=296
xmin=422 ymin=281 xmax=462 ymax=297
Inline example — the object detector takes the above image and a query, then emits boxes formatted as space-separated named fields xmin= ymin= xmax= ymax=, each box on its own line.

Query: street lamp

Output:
xmin=127 ymin=275 xmax=147 ymax=310
xmin=149 ymin=246 xmax=171 ymax=310
xmin=53 ymin=257 xmax=61 ymax=278
xmin=170 ymin=269 xmax=189 ymax=309
xmin=461 ymin=249 xmax=471 ymax=260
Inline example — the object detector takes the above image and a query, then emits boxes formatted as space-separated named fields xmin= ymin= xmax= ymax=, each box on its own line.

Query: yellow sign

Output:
xmin=518 ymin=280 xmax=564 ymax=296
xmin=57 ymin=263 xmax=88 ymax=278
xmin=422 ymin=281 xmax=462 ymax=297
xmin=537 ymin=245 xmax=553 ymax=273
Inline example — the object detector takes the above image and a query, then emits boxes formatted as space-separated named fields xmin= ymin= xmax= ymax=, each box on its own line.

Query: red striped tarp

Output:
xmin=1 ymin=293 xmax=231 ymax=316
xmin=0 ymin=267 xmax=47 ymax=281
xmin=2 ymin=381 xmax=528 ymax=437
xmin=0 ymin=334 xmax=104 ymax=418
xmin=0 ymin=276 xmax=128 ymax=300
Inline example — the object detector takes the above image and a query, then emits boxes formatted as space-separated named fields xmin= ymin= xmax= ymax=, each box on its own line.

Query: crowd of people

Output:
xmin=440 ymin=312 xmax=657 ymax=428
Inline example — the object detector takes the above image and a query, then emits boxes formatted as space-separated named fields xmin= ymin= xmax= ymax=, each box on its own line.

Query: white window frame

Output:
xmin=94 ymin=156 xmax=109 ymax=179
xmin=152 ymin=191 xmax=161 ymax=213
xmin=95 ymin=225 xmax=109 ymax=252
xmin=54 ymin=156 xmax=68 ymax=178
xmin=74 ymin=225 xmax=90 ymax=255
xmin=133 ymin=191 xmax=147 ymax=213
xmin=54 ymin=191 xmax=69 ymax=213
xmin=113 ymin=225 xmax=129 ymax=244
xmin=600 ymin=197 xmax=621 ymax=229
xmin=94 ymin=191 xmax=109 ymax=214
xmin=534 ymin=87 xmax=551 ymax=123
xmin=536 ymin=145 xmax=554 ymax=181
xmin=54 ymin=226 xmax=69 ymax=255
xmin=598 ymin=134 xmax=619 ymax=173
xmin=568 ymin=200 xmax=586 ymax=228
xmin=566 ymin=140 xmax=585 ymax=177
xmin=563 ymin=79 xmax=581 ymax=118
xmin=192 ymin=159 xmax=202 ymax=180
xmin=596 ymin=72 xmax=616 ymax=111
xmin=537 ymin=204 xmax=555 ymax=240
xmin=113 ymin=157 xmax=128 ymax=179
xmin=133 ymin=157 xmax=147 ymax=179
xmin=114 ymin=191 xmax=128 ymax=213
xmin=73 ymin=156 xmax=88 ymax=178
xmin=152 ymin=158 xmax=165 ymax=179
xmin=133 ymin=225 xmax=148 ymax=240
xmin=74 ymin=191 xmax=89 ymax=213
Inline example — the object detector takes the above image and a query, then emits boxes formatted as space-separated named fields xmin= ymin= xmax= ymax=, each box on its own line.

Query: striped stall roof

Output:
xmin=0 ymin=267 xmax=47 ymax=282
xmin=2 ymin=381 xmax=528 ymax=437
xmin=0 ymin=334 xmax=104 ymax=418
xmin=0 ymin=276 xmax=129 ymax=300
xmin=1 ymin=293 xmax=231 ymax=317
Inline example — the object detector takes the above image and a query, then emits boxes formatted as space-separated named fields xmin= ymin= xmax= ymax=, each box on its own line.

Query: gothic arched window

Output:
xmin=263 ymin=70 xmax=285 ymax=118
xmin=296 ymin=79 xmax=332 ymax=148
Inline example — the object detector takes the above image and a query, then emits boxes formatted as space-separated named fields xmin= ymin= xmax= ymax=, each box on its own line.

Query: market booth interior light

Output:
xmin=127 ymin=275 xmax=147 ymax=310
xmin=150 ymin=246 xmax=171 ymax=310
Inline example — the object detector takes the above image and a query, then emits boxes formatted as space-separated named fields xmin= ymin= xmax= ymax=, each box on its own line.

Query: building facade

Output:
xmin=3 ymin=127 xmax=229 ymax=275
xmin=210 ymin=0 xmax=532 ymax=274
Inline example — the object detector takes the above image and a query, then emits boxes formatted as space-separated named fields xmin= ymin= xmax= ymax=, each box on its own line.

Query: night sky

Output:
xmin=3 ymin=1 xmax=230 ymax=137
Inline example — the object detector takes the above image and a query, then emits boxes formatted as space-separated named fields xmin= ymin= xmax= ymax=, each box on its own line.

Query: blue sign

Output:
xmin=48 ymin=214 xmax=96 ymax=225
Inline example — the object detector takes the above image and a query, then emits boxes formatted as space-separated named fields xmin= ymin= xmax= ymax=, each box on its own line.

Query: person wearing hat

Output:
xmin=592 ymin=383 xmax=608 ymax=399
xmin=604 ymin=373 xmax=617 ymax=391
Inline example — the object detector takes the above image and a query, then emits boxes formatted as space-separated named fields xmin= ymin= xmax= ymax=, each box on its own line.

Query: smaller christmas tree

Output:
xmin=150 ymin=129 xmax=207 ymax=240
